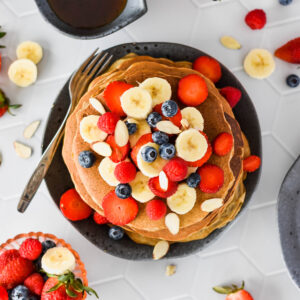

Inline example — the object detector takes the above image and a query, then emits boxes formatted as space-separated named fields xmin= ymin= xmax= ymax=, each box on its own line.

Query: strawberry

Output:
xmin=220 ymin=86 xmax=242 ymax=108
xmin=274 ymin=37 xmax=300 ymax=64
xmin=60 ymin=189 xmax=92 ymax=221
xmin=24 ymin=273 xmax=44 ymax=295
xmin=198 ymin=164 xmax=224 ymax=193
xmin=19 ymin=238 xmax=42 ymax=261
xmin=146 ymin=199 xmax=167 ymax=220
xmin=103 ymin=81 xmax=134 ymax=117
xmin=131 ymin=133 xmax=153 ymax=165
xmin=114 ymin=161 xmax=137 ymax=183
xmin=193 ymin=56 xmax=222 ymax=83
xmin=0 ymin=286 xmax=8 ymax=300
xmin=0 ymin=250 xmax=20 ymax=270
xmin=97 ymin=112 xmax=120 ymax=134
xmin=148 ymin=176 xmax=178 ymax=198
xmin=243 ymin=155 xmax=261 ymax=172
xmin=213 ymin=281 xmax=253 ymax=300
xmin=163 ymin=157 xmax=188 ymax=182
xmin=93 ymin=211 xmax=108 ymax=225
xmin=102 ymin=190 xmax=138 ymax=225
xmin=153 ymin=103 xmax=182 ymax=127
xmin=0 ymin=89 xmax=21 ymax=117
xmin=213 ymin=132 xmax=234 ymax=156
xmin=106 ymin=135 xmax=130 ymax=163
xmin=245 ymin=9 xmax=266 ymax=30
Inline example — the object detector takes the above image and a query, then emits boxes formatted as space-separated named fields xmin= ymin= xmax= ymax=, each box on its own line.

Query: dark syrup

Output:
xmin=47 ymin=0 xmax=127 ymax=29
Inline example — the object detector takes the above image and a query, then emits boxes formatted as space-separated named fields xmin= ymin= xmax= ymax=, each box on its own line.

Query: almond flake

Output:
xmin=92 ymin=142 xmax=112 ymax=157
xmin=0 ymin=152 xmax=2 ymax=166
xmin=220 ymin=35 xmax=241 ymax=50
xmin=153 ymin=240 xmax=169 ymax=260
xmin=180 ymin=118 xmax=189 ymax=130
xmin=156 ymin=121 xmax=181 ymax=134
xmin=201 ymin=198 xmax=223 ymax=212
xmin=159 ymin=171 xmax=168 ymax=191
xmin=165 ymin=213 xmax=180 ymax=235
xmin=89 ymin=97 xmax=106 ymax=114
xmin=13 ymin=141 xmax=32 ymax=159
xmin=115 ymin=120 xmax=129 ymax=147
xmin=23 ymin=120 xmax=40 ymax=139
xmin=165 ymin=264 xmax=176 ymax=276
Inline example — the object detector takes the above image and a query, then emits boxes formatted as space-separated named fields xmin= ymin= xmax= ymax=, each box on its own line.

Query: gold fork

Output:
xmin=17 ymin=49 xmax=113 ymax=213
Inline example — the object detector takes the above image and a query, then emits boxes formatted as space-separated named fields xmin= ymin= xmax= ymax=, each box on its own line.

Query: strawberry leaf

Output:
xmin=83 ymin=286 xmax=99 ymax=298
xmin=47 ymin=282 xmax=64 ymax=293
xmin=213 ymin=281 xmax=245 ymax=295
xmin=0 ymin=32 xmax=6 ymax=39
xmin=66 ymin=288 xmax=77 ymax=298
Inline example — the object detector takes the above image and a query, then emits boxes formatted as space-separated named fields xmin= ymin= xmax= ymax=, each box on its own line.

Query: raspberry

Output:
xmin=220 ymin=86 xmax=242 ymax=108
xmin=163 ymin=157 xmax=188 ymax=182
xmin=198 ymin=164 xmax=224 ymax=194
xmin=213 ymin=132 xmax=234 ymax=156
xmin=97 ymin=112 xmax=120 ymax=134
xmin=93 ymin=211 xmax=108 ymax=225
xmin=19 ymin=239 xmax=42 ymax=261
xmin=243 ymin=155 xmax=261 ymax=172
xmin=245 ymin=9 xmax=266 ymax=30
xmin=24 ymin=273 xmax=44 ymax=295
xmin=114 ymin=161 xmax=137 ymax=183
xmin=146 ymin=199 xmax=167 ymax=220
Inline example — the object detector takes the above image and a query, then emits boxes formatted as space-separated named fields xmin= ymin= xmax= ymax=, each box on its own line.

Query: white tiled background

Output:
xmin=0 ymin=0 xmax=300 ymax=299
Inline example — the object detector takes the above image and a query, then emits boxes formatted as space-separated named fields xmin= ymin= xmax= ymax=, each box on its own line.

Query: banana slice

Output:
xmin=244 ymin=48 xmax=275 ymax=79
xmin=128 ymin=118 xmax=151 ymax=147
xmin=16 ymin=41 xmax=43 ymax=64
xmin=140 ymin=77 xmax=172 ymax=106
xmin=8 ymin=59 xmax=37 ymax=87
xmin=98 ymin=157 xmax=120 ymax=186
xmin=130 ymin=171 xmax=155 ymax=203
xmin=165 ymin=213 xmax=180 ymax=235
xmin=120 ymin=87 xmax=152 ymax=119
xmin=41 ymin=247 xmax=75 ymax=275
xmin=79 ymin=115 xmax=107 ymax=144
xmin=89 ymin=97 xmax=106 ymax=114
xmin=175 ymin=128 xmax=208 ymax=162
xmin=167 ymin=183 xmax=196 ymax=215
xmin=137 ymin=142 xmax=167 ymax=178
xmin=181 ymin=107 xmax=204 ymax=131
xmin=220 ymin=36 xmax=241 ymax=50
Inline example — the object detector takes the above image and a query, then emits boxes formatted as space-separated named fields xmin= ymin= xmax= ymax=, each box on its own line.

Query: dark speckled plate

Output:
xmin=42 ymin=42 xmax=262 ymax=260
xmin=278 ymin=156 xmax=300 ymax=287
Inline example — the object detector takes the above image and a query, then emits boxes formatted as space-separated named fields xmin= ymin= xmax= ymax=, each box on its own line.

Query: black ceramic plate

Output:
xmin=278 ymin=156 xmax=300 ymax=287
xmin=42 ymin=42 xmax=262 ymax=260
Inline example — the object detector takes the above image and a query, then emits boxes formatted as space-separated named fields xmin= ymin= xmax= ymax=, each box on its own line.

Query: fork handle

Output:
xmin=17 ymin=119 xmax=66 ymax=213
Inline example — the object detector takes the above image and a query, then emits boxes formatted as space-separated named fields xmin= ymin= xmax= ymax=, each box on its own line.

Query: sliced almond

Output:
xmin=153 ymin=240 xmax=169 ymax=260
xmin=0 ymin=152 xmax=2 ymax=166
xmin=159 ymin=171 xmax=168 ymax=191
xmin=180 ymin=118 xmax=189 ymax=130
xmin=165 ymin=264 xmax=176 ymax=276
xmin=23 ymin=120 xmax=40 ymax=139
xmin=115 ymin=120 xmax=129 ymax=147
xmin=13 ymin=141 xmax=32 ymax=159
xmin=89 ymin=97 xmax=106 ymax=114
xmin=92 ymin=142 xmax=112 ymax=157
xmin=220 ymin=36 xmax=241 ymax=50
xmin=165 ymin=213 xmax=180 ymax=235
xmin=156 ymin=121 xmax=181 ymax=134
xmin=201 ymin=198 xmax=223 ymax=212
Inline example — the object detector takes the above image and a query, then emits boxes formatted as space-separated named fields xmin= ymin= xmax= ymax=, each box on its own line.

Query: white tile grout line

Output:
xmin=238 ymin=248 xmax=266 ymax=276
xmin=198 ymin=246 xmax=239 ymax=258
xmin=248 ymin=200 xmax=278 ymax=211
xmin=124 ymin=276 xmax=148 ymax=300
xmin=89 ymin=274 xmax=124 ymax=287
xmin=192 ymin=0 xmax=236 ymax=10
xmin=2 ymin=1 xmax=38 ymax=18
xmin=123 ymin=27 xmax=138 ymax=43
xmin=271 ymin=132 xmax=297 ymax=160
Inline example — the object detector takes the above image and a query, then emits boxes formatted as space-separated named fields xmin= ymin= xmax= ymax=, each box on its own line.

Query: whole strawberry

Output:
xmin=0 ymin=89 xmax=21 ymax=117
xmin=275 ymin=37 xmax=300 ymax=64
xmin=213 ymin=281 xmax=253 ymax=300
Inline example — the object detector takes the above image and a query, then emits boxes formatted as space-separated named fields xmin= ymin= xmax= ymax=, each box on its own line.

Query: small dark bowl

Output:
xmin=34 ymin=0 xmax=147 ymax=39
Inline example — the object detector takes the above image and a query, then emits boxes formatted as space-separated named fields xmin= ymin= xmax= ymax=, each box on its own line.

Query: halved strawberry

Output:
xmin=131 ymin=133 xmax=153 ymax=166
xmin=192 ymin=56 xmax=222 ymax=83
xmin=243 ymin=155 xmax=261 ymax=172
xmin=106 ymin=135 xmax=130 ymax=163
xmin=177 ymin=74 xmax=208 ymax=107
xmin=153 ymin=103 xmax=182 ymax=127
xmin=213 ymin=132 xmax=233 ymax=156
xmin=102 ymin=190 xmax=138 ymax=225
xmin=103 ymin=81 xmax=134 ymax=116
xmin=274 ymin=37 xmax=300 ymax=64
xmin=148 ymin=176 xmax=178 ymax=198
xmin=198 ymin=164 xmax=224 ymax=194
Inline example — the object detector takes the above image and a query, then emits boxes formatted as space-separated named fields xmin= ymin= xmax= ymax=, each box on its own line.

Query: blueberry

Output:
xmin=78 ymin=151 xmax=95 ymax=168
xmin=125 ymin=121 xmax=137 ymax=135
xmin=10 ymin=285 xmax=29 ymax=300
xmin=159 ymin=143 xmax=176 ymax=160
xmin=279 ymin=0 xmax=293 ymax=5
xmin=152 ymin=131 xmax=169 ymax=145
xmin=34 ymin=256 xmax=42 ymax=271
xmin=41 ymin=273 xmax=49 ymax=282
xmin=161 ymin=100 xmax=178 ymax=117
xmin=115 ymin=183 xmax=132 ymax=199
xmin=141 ymin=146 xmax=158 ymax=162
xmin=286 ymin=74 xmax=300 ymax=88
xmin=42 ymin=240 xmax=56 ymax=253
xmin=108 ymin=226 xmax=124 ymax=240
xmin=146 ymin=112 xmax=162 ymax=127
xmin=186 ymin=173 xmax=201 ymax=188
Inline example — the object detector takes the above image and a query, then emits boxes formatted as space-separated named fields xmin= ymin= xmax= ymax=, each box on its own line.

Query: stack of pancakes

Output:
xmin=62 ymin=54 xmax=250 ymax=246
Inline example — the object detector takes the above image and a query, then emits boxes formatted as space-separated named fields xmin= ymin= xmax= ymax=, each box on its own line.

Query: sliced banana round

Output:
xmin=130 ymin=171 xmax=155 ymax=202
xmin=79 ymin=115 xmax=107 ymax=144
xmin=201 ymin=198 xmax=223 ymax=212
xmin=181 ymin=107 xmax=204 ymax=131
xmin=16 ymin=41 xmax=43 ymax=64
xmin=165 ymin=213 xmax=180 ymax=235
xmin=8 ymin=59 xmax=37 ymax=87
xmin=89 ymin=97 xmax=106 ymax=114
xmin=41 ymin=247 xmax=75 ymax=275
xmin=167 ymin=183 xmax=196 ymax=215
xmin=140 ymin=77 xmax=172 ymax=106
xmin=244 ymin=48 xmax=275 ymax=79
xmin=175 ymin=128 xmax=208 ymax=162
xmin=120 ymin=87 xmax=152 ymax=119
xmin=98 ymin=157 xmax=120 ymax=186
xmin=127 ymin=118 xmax=151 ymax=147
xmin=137 ymin=142 xmax=167 ymax=178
